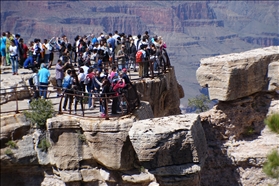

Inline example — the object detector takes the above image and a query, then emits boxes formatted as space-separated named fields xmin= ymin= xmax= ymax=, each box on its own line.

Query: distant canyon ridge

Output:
xmin=1 ymin=1 xmax=278 ymax=107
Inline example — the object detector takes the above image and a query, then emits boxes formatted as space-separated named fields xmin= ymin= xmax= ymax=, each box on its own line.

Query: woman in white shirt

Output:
xmin=9 ymin=39 xmax=19 ymax=75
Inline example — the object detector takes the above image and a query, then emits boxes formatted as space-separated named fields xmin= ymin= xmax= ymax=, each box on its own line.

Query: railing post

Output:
xmin=58 ymin=91 xmax=65 ymax=114
xmin=15 ymin=87 xmax=19 ymax=114
xmin=105 ymin=94 xmax=109 ymax=120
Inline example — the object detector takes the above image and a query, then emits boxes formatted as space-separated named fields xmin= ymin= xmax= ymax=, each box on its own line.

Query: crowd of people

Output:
xmin=0 ymin=30 xmax=168 ymax=117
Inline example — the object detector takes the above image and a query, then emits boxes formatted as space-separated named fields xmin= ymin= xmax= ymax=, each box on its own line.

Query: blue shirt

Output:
xmin=107 ymin=37 xmax=115 ymax=50
xmin=38 ymin=67 xmax=50 ymax=83
xmin=91 ymin=37 xmax=98 ymax=45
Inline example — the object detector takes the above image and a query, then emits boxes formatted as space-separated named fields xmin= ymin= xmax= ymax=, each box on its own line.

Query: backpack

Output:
xmin=62 ymin=76 xmax=72 ymax=89
xmin=83 ymin=75 xmax=91 ymax=85
xmin=136 ymin=50 xmax=143 ymax=63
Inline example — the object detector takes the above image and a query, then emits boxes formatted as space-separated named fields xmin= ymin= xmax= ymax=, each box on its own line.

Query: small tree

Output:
xmin=24 ymin=99 xmax=55 ymax=128
xmin=263 ymin=113 xmax=279 ymax=181
xmin=188 ymin=94 xmax=211 ymax=113
xmin=264 ymin=113 xmax=279 ymax=134
xmin=263 ymin=150 xmax=279 ymax=179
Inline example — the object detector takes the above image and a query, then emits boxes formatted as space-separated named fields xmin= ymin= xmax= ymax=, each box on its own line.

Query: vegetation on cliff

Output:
xmin=188 ymin=94 xmax=210 ymax=113
xmin=263 ymin=113 xmax=279 ymax=180
xmin=23 ymin=99 xmax=55 ymax=128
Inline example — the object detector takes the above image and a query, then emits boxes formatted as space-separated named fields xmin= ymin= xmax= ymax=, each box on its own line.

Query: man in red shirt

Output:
xmin=18 ymin=38 xmax=28 ymax=68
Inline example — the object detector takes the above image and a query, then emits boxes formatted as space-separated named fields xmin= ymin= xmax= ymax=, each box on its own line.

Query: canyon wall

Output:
xmin=1 ymin=1 xmax=278 ymax=105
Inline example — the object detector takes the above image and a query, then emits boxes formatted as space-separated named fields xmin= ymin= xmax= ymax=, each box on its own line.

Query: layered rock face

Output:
xmin=196 ymin=46 xmax=279 ymax=185
xmin=196 ymin=46 xmax=279 ymax=101
xmin=0 ymin=113 xmax=207 ymax=186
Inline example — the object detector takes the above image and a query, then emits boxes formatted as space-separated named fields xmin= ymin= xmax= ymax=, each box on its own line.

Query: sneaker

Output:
xmin=63 ymin=108 xmax=67 ymax=111
xmin=89 ymin=106 xmax=94 ymax=109
xmin=101 ymin=113 xmax=106 ymax=118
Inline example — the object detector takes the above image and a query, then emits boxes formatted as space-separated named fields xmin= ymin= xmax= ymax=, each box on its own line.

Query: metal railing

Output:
xmin=0 ymin=83 xmax=140 ymax=120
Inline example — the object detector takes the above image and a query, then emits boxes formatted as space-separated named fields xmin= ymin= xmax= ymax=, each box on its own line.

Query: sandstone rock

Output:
xmin=13 ymin=135 xmax=37 ymax=164
xmin=83 ymin=119 xmax=136 ymax=171
xmin=196 ymin=46 xmax=279 ymax=101
xmin=80 ymin=168 xmax=102 ymax=182
xmin=59 ymin=170 xmax=82 ymax=183
xmin=267 ymin=99 xmax=279 ymax=116
xmin=133 ymin=101 xmax=154 ymax=120
xmin=122 ymin=172 xmax=156 ymax=184
xmin=129 ymin=114 xmax=207 ymax=170
xmin=268 ymin=61 xmax=279 ymax=91
xmin=134 ymin=67 xmax=183 ymax=117
xmin=0 ymin=114 xmax=30 ymax=146
xmin=41 ymin=175 xmax=66 ymax=186
xmin=200 ymin=92 xmax=276 ymax=140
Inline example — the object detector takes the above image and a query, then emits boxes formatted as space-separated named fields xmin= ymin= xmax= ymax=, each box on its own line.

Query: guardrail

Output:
xmin=0 ymin=83 xmax=140 ymax=120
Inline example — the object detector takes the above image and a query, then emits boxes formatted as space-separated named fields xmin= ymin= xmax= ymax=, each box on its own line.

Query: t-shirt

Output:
xmin=38 ymin=67 xmax=50 ymax=83
xmin=9 ymin=45 xmax=18 ymax=56
xmin=55 ymin=63 xmax=64 ymax=80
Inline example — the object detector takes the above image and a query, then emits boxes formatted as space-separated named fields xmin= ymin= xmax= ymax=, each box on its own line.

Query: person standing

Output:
xmin=128 ymin=39 xmax=137 ymax=72
xmin=5 ymin=31 xmax=14 ymax=66
xmin=0 ymin=32 xmax=7 ymax=66
xmin=9 ymin=39 xmax=19 ymax=75
xmin=62 ymin=69 xmax=73 ymax=111
xmin=18 ymin=38 xmax=28 ymax=68
xmin=38 ymin=63 xmax=50 ymax=99
xmin=33 ymin=38 xmax=43 ymax=66
xmin=116 ymin=44 xmax=126 ymax=71
xmin=55 ymin=59 xmax=69 ymax=97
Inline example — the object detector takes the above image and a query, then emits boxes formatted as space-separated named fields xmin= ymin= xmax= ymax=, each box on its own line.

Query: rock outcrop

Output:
xmin=196 ymin=46 xmax=279 ymax=101
xmin=196 ymin=46 xmax=279 ymax=185
xmin=134 ymin=67 xmax=184 ymax=117
xmin=0 ymin=113 xmax=207 ymax=186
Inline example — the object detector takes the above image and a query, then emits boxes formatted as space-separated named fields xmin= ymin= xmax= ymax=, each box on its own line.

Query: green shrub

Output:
xmin=38 ymin=138 xmax=50 ymax=152
xmin=264 ymin=113 xmax=279 ymax=134
xmin=76 ymin=130 xmax=86 ymax=142
xmin=5 ymin=140 xmax=18 ymax=149
xmin=243 ymin=126 xmax=255 ymax=137
xmin=5 ymin=148 xmax=13 ymax=156
xmin=263 ymin=150 xmax=279 ymax=179
xmin=188 ymin=94 xmax=211 ymax=113
xmin=24 ymin=99 xmax=55 ymax=128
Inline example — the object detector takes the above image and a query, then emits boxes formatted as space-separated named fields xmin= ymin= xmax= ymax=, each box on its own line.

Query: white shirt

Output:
xmin=78 ymin=73 xmax=86 ymax=82
xmin=33 ymin=43 xmax=43 ymax=55
xmin=9 ymin=45 xmax=18 ymax=56
xmin=81 ymin=65 xmax=89 ymax=76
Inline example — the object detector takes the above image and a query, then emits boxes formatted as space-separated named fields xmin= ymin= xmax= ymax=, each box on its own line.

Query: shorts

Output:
xmin=56 ymin=79 xmax=62 ymax=88
xmin=0 ymin=47 xmax=6 ymax=57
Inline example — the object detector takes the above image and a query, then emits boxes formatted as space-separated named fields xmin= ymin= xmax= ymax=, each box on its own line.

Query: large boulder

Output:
xmin=129 ymin=114 xmax=207 ymax=186
xmin=196 ymin=46 xmax=279 ymax=101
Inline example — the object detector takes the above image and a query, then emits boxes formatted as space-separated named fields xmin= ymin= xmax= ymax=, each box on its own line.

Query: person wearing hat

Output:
xmin=38 ymin=63 xmax=50 ymax=99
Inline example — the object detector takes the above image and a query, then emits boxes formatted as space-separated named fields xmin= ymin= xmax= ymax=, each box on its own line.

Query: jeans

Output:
xmin=39 ymin=82 xmax=48 ymax=99
xmin=10 ymin=56 xmax=18 ymax=73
